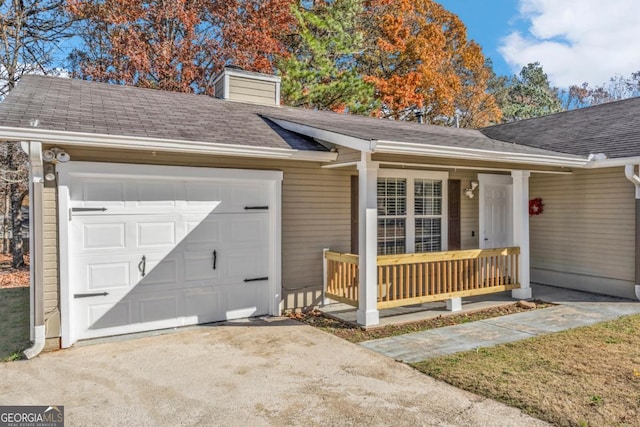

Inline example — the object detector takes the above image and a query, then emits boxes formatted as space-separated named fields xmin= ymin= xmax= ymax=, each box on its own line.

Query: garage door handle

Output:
xmin=244 ymin=206 xmax=269 ymax=210
xmin=74 ymin=292 xmax=109 ymax=298
xmin=213 ymin=250 xmax=217 ymax=270
xmin=138 ymin=255 xmax=147 ymax=277
xmin=244 ymin=277 xmax=268 ymax=283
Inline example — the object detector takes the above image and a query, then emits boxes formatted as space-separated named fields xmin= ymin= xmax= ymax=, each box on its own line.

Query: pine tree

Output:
xmin=278 ymin=0 xmax=376 ymax=113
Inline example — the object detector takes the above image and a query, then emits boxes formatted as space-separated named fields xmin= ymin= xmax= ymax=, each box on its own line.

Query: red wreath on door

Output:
xmin=529 ymin=198 xmax=544 ymax=216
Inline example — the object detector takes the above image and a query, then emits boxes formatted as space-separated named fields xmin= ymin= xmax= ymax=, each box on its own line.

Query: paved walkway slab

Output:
xmin=360 ymin=286 xmax=640 ymax=363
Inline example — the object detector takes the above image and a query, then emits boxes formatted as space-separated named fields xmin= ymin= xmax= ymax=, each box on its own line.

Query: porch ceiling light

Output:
xmin=464 ymin=180 xmax=479 ymax=199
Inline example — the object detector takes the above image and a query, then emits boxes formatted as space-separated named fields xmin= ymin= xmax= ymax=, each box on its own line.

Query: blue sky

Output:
xmin=438 ymin=0 xmax=521 ymax=78
xmin=437 ymin=0 xmax=640 ymax=88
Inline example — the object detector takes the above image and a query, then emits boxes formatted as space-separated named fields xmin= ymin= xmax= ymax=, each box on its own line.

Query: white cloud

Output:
xmin=499 ymin=0 xmax=640 ymax=87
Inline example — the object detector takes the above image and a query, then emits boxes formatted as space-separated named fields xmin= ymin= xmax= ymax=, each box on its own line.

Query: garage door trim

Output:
xmin=57 ymin=162 xmax=283 ymax=348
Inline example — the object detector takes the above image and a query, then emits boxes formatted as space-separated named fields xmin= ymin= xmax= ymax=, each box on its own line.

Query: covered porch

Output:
xmin=327 ymin=151 xmax=539 ymax=327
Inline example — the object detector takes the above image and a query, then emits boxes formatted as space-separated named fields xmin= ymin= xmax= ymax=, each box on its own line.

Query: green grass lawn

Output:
xmin=0 ymin=287 xmax=30 ymax=361
xmin=413 ymin=314 xmax=640 ymax=427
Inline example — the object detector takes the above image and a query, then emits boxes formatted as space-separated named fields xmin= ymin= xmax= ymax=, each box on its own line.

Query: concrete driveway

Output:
xmin=0 ymin=318 xmax=547 ymax=426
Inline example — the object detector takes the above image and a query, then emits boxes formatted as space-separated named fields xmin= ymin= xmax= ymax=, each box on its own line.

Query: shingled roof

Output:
xmin=0 ymin=75 xmax=615 ymax=163
xmin=481 ymin=97 xmax=640 ymax=159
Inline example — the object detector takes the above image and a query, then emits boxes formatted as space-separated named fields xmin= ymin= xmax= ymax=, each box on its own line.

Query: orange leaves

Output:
xmin=360 ymin=0 xmax=500 ymax=126
xmin=68 ymin=0 xmax=295 ymax=93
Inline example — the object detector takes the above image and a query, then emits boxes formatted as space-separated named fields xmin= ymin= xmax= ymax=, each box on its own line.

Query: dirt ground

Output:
xmin=0 ymin=253 xmax=29 ymax=288
xmin=0 ymin=318 xmax=548 ymax=426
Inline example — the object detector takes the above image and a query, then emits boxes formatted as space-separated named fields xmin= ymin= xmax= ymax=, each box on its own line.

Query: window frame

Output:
xmin=377 ymin=169 xmax=449 ymax=254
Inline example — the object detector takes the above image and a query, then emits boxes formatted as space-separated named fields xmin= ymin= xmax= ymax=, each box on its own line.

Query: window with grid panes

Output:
xmin=376 ymin=174 xmax=445 ymax=255
xmin=414 ymin=179 xmax=442 ymax=252
xmin=377 ymin=178 xmax=406 ymax=255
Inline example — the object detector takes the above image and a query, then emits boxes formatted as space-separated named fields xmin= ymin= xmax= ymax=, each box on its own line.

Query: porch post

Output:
xmin=357 ymin=152 xmax=380 ymax=326
xmin=511 ymin=170 xmax=532 ymax=299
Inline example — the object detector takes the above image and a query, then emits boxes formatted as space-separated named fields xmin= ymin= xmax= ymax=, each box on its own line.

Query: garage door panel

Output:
xmin=88 ymin=301 xmax=131 ymax=330
xmin=222 ymin=282 xmax=269 ymax=319
xmin=87 ymin=262 xmax=130 ymax=290
xmin=225 ymin=183 xmax=270 ymax=212
xmin=140 ymin=256 xmax=180 ymax=286
xmin=185 ymin=182 xmax=223 ymax=208
xmin=222 ymin=249 xmax=268 ymax=283
xmin=139 ymin=296 xmax=178 ymax=323
xmin=82 ymin=222 xmax=126 ymax=250
xmin=65 ymin=166 xmax=277 ymax=343
xmin=137 ymin=221 xmax=176 ymax=247
xmin=184 ymin=289 xmax=220 ymax=320
xmin=228 ymin=215 xmax=269 ymax=244
xmin=75 ymin=180 xmax=127 ymax=207
xmin=185 ymin=216 xmax=222 ymax=247
xmin=183 ymin=252 xmax=219 ymax=281
xmin=134 ymin=182 xmax=178 ymax=208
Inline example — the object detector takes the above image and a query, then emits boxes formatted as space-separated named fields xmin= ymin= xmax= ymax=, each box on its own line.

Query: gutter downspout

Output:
xmin=23 ymin=141 xmax=45 ymax=359
xmin=624 ymin=164 xmax=640 ymax=301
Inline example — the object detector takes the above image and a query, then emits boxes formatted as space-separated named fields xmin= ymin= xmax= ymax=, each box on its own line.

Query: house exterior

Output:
xmin=0 ymin=70 xmax=638 ymax=356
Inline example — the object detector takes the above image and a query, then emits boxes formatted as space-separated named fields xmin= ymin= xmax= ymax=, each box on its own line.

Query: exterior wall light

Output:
xmin=464 ymin=180 xmax=479 ymax=199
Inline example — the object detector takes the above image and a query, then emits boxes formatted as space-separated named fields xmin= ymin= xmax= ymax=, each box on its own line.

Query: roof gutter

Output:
xmin=374 ymin=140 xmax=588 ymax=168
xmin=585 ymin=156 xmax=640 ymax=168
xmin=23 ymin=141 xmax=46 ymax=359
xmin=0 ymin=126 xmax=338 ymax=162
xmin=624 ymin=164 xmax=640 ymax=301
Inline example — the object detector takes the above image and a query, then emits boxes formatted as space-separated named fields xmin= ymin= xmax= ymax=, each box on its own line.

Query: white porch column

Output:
xmin=357 ymin=153 xmax=380 ymax=326
xmin=511 ymin=170 xmax=532 ymax=299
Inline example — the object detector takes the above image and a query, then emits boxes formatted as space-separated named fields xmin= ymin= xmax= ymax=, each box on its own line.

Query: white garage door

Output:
xmin=58 ymin=163 xmax=282 ymax=346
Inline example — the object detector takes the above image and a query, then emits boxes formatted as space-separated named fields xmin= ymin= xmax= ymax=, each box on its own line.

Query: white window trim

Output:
xmin=378 ymin=169 xmax=449 ymax=254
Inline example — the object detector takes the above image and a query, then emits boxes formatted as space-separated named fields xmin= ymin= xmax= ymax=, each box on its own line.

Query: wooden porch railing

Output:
xmin=324 ymin=250 xmax=360 ymax=307
xmin=323 ymin=247 xmax=521 ymax=309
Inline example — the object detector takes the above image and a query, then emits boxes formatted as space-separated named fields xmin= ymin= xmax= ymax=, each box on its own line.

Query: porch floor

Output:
xmin=320 ymin=283 xmax=637 ymax=328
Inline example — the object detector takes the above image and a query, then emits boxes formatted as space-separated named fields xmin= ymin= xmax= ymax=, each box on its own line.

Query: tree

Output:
xmin=0 ymin=0 xmax=72 ymax=99
xmin=358 ymin=0 xmax=500 ymax=127
xmin=563 ymin=71 xmax=640 ymax=109
xmin=278 ymin=0 xmax=375 ymax=113
xmin=0 ymin=142 xmax=28 ymax=267
xmin=67 ymin=0 xmax=296 ymax=94
xmin=493 ymin=62 xmax=563 ymax=123
xmin=1 ymin=0 xmax=70 ymax=267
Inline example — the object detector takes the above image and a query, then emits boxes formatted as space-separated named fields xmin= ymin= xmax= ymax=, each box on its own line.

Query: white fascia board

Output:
xmin=0 ymin=126 xmax=337 ymax=162
xmin=584 ymin=156 xmax=640 ymax=168
xmin=373 ymin=139 xmax=588 ymax=168
xmin=267 ymin=118 xmax=374 ymax=152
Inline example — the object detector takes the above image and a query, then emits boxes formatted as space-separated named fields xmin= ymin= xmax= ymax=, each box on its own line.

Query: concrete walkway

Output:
xmin=360 ymin=284 xmax=640 ymax=363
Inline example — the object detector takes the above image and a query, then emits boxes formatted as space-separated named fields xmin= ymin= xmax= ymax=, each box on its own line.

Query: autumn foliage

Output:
xmin=67 ymin=0 xmax=295 ymax=93
xmin=360 ymin=0 xmax=500 ymax=125
xmin=66 ymin=0 xmax=500 ymax=127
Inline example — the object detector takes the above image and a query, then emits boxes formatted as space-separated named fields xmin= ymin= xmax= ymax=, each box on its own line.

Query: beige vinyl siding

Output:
xmin=227 ymin=76 xmax=277 ymax=106
xmin=530 ymin=167 xmax=636 ymax=297
xmin=43 ymin=146 xmax=352 ymax=324
xmin=42 ymin=187 xmax=60 ymax=340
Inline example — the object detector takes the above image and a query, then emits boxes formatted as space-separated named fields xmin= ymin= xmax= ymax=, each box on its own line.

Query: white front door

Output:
xmin=479 ymin=174 xmax=512 ymax=249
xmin=58 ymin=162 xmax=281 ymax=346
